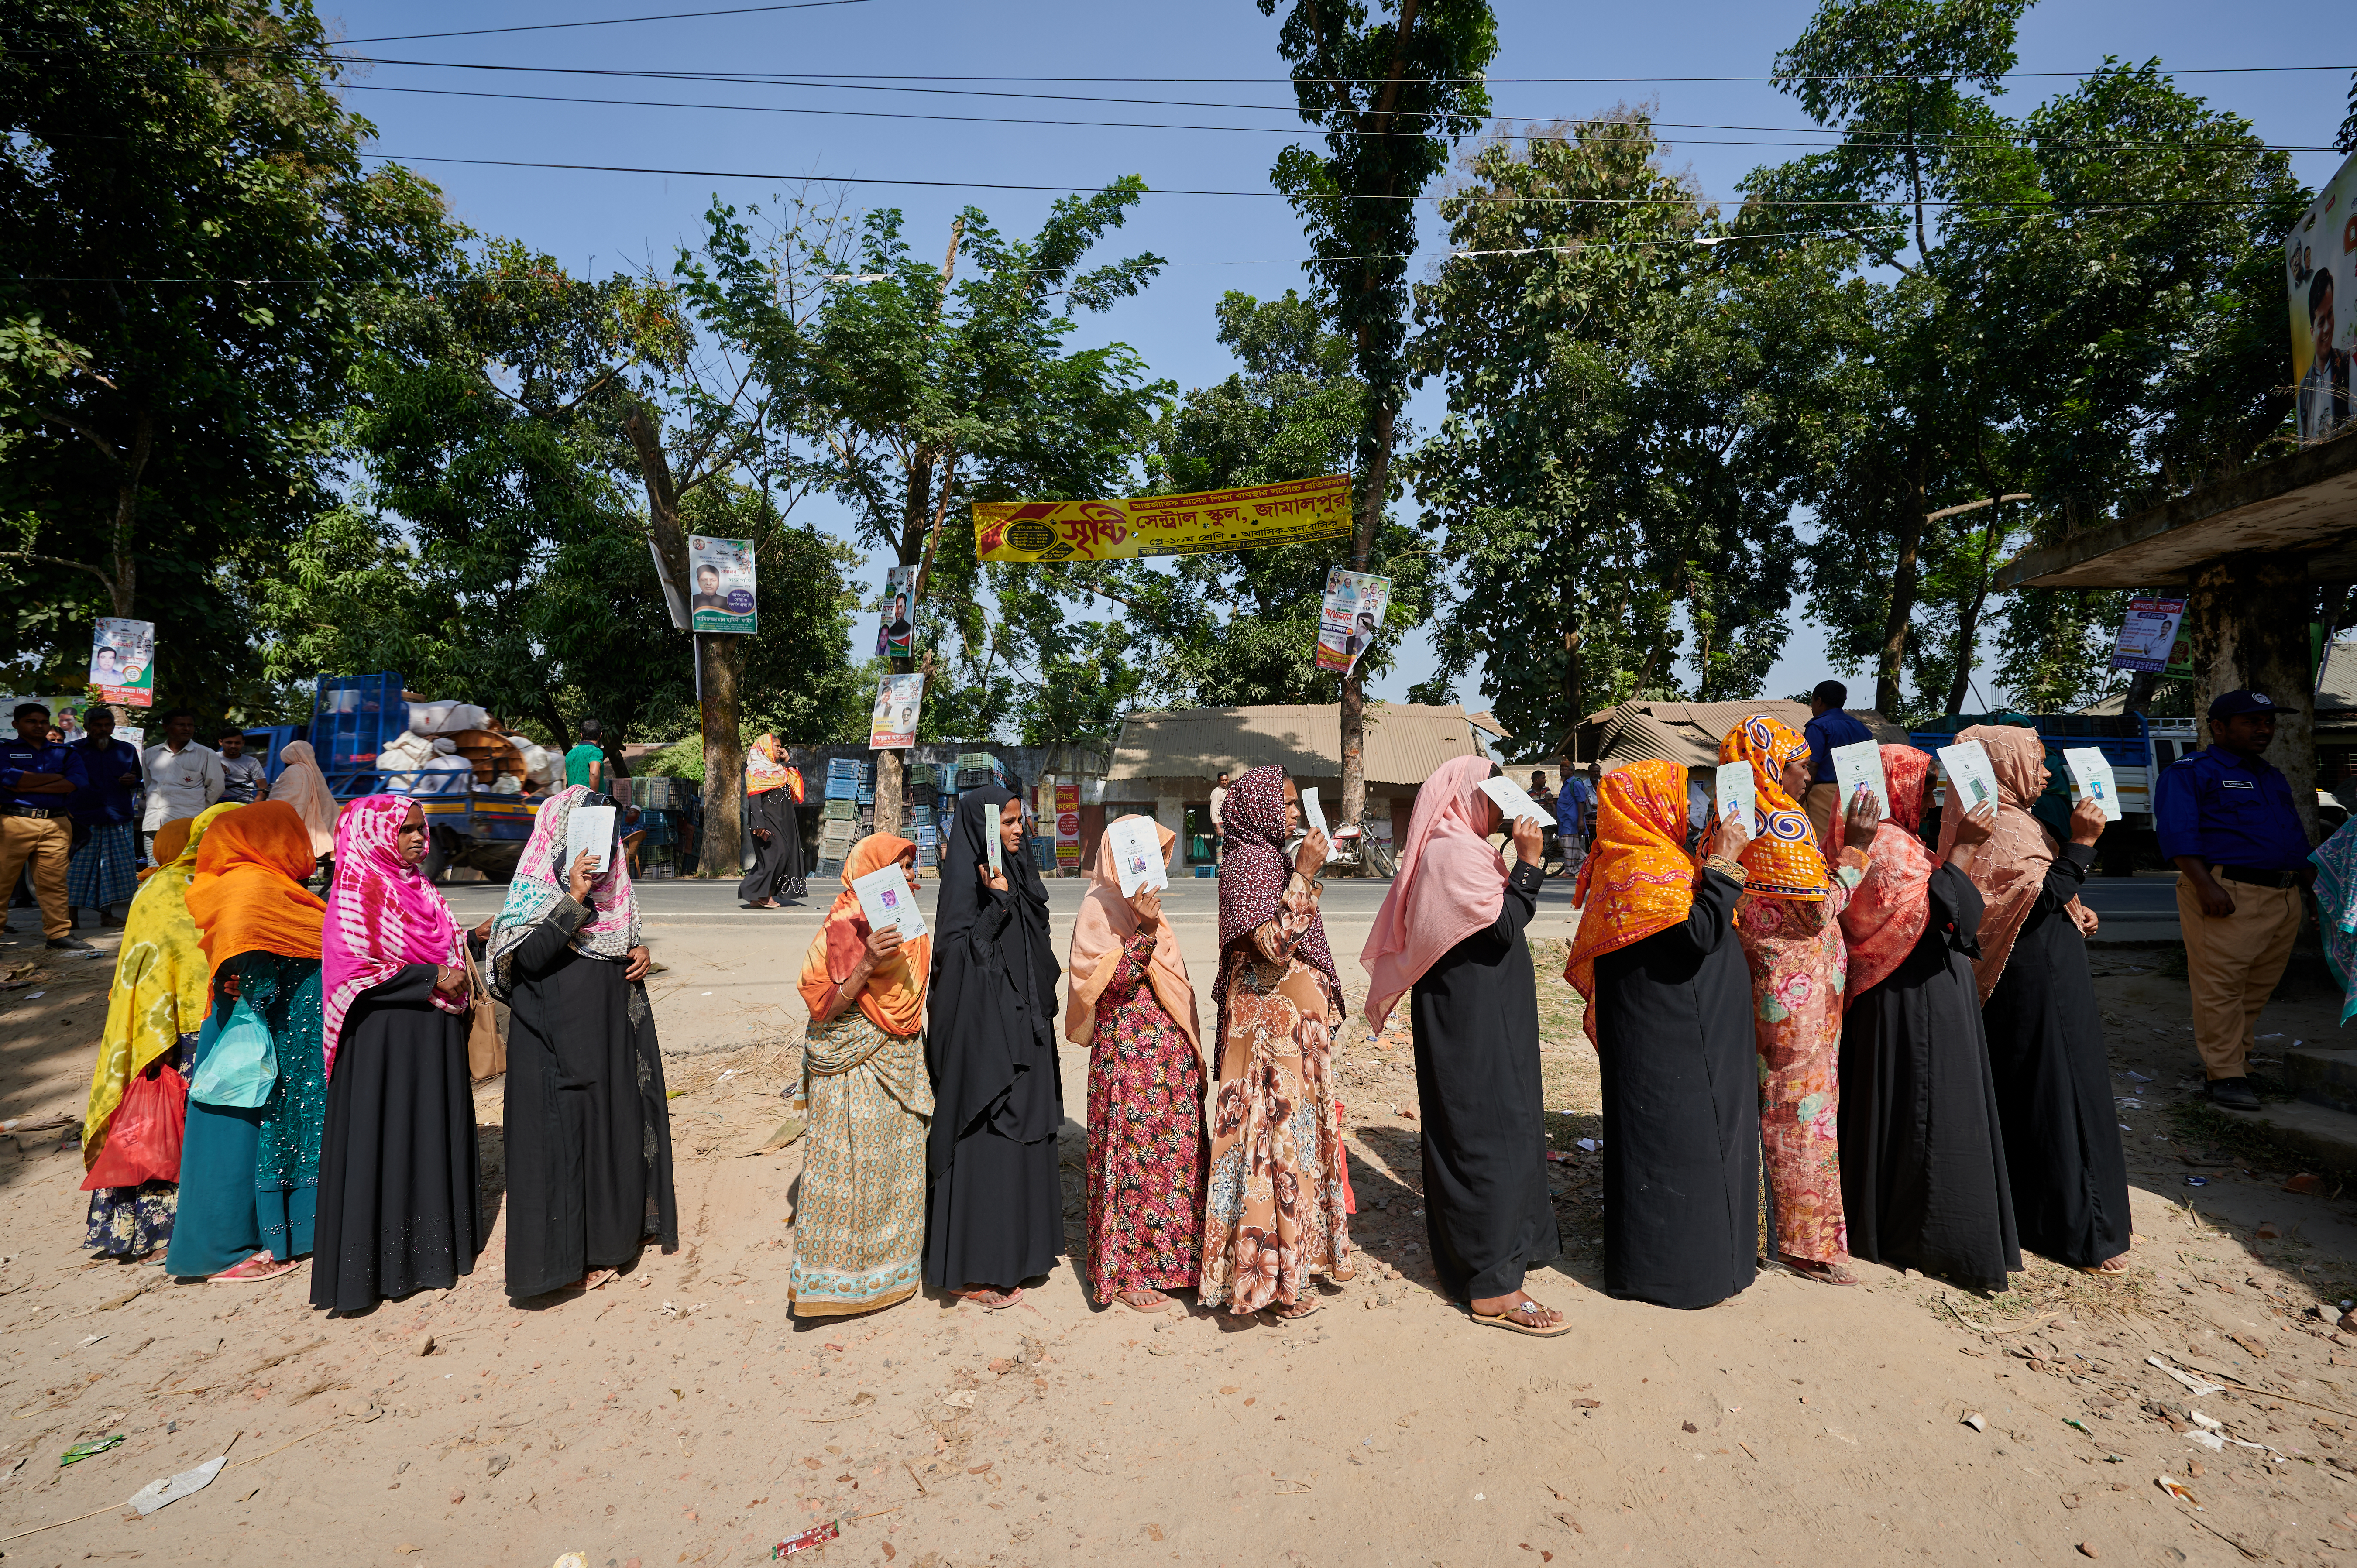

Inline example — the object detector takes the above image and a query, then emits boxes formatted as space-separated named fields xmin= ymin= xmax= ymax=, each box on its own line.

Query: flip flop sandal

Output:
xmin=212 ymin=1252 xmax=298 ymax=1283
xmin=1778 ymin=1256 xmax=1859 ymax=1286
xmin=960 ymin=1288 xmax=1024 ymax=1311
xmin=1470 ymin=1300 xmax=1570 ymax=1337
xmin=1268 ymin=1297 xmax=1323 ymax=1322
xmin=2080 ymin=1256 xmax=2131 ymax=1276
xmin=1116 ymin=1291 xmax=1170 ymax=1313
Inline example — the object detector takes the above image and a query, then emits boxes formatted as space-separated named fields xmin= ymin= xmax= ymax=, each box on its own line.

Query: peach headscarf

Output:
xmin=268 ymin=740 xmax=338 ymax=857
xmin=1563 ymin=759 xmax=1699 ymax=1043
xmin=1360 ymin=754 xmax=1510 ymax=1032
xmin=1937 ymin=724 xmax=2091 ymax=1000
xmin=798 ymin=834 xmax=929 ymax=1036
xmin=1064 ymin=815 xmax=1198 ymax=1057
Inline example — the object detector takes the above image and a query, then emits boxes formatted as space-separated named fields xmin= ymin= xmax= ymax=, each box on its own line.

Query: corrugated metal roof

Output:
xmin=1107 ymin=704 xmax=1481 ymax=786
xmin=1577 ymin=700 xmax=1909 ymax=772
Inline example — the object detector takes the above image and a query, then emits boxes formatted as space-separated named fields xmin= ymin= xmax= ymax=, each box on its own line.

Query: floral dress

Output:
xmin=1736 ymin=850 xmax=1868 ymax=1266
xmin=1084 ymin=928 xmax=1208 ymax=1301
xmin=1201 ymin=872 xmax=1352 ymax=1311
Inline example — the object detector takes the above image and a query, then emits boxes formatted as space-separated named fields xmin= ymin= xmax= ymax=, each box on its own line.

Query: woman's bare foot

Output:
xmin=1780 ymin=1254 xmax=1858 ymax=1286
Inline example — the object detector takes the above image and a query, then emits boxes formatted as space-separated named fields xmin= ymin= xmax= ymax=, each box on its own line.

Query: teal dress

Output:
xmin=164 ymin=954 xmax=328 ymax=1276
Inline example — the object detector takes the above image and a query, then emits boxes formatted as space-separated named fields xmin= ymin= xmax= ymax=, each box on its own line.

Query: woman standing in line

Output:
xmin=926 ymin=786 xmax=1064 ymax=1309
xmin=1069 ymin=815 xmax=1204 ymax=1314
xmin=794 ymin=833 xmax=932 ymax=1317
xmin=79 ymin=806 xmax=235 ymax=1261
xmin=1362 ymin=756 xmax=1563 ymax=1336
xmin=1564 ymin=761 xmax=1757 ymax=1310
xmin=739 ymin=734 xmax=807 ymax=909
xmin=309 ymin=796 xmax=485 ymax=1310
xmin=168 ymin=802 xmax=328 ymax=1283
xmin=486 ymin=785 xmax=676 ymax=1298
xmin=268 ymin=739 xmax=339 ymax=883
xmin=1200 ymin=766 xmax=1352 ymax=1321
xmin=1836 ymin=747 xmax=2018 ymax=1290
xmin=1718 ymin=715 xmax=1880 ymax=1286
xmin=1944 ymin=725 xmax=2130 ymax=1276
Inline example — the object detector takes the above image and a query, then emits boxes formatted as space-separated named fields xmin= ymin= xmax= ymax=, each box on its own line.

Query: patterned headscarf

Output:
xmin=2314 ymin=817 xmax=2357 ymax=1026
xmin=1839 ymin=745 xmax=1940 ymax=1000
xmin=1214 ymin=765 xmax=1341 ymax=1023
xmin=1718 ymin=714 xmax=1833 ymax=900
xmin=1563 ymin=760 xmax=1698 ymax=1043
xmin=487 ymin=784 xmax=642 ymax=999
xmin=323 ymin=796 xmax=466 ymax=1079
xmin=1938 ymin=724 xmax=2088 ymax=1001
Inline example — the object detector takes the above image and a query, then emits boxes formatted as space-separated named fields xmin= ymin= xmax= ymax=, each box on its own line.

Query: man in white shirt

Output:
xmin=1209 ymin=770 xmax=1230 ymax=865
xmin=141 ymin=708 xmax=225 ymax=858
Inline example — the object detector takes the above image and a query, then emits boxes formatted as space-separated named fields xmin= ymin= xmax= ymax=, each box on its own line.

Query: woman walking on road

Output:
xmin=309 ymin=796 xmax=485 ymax=1310
xmin=739 ymin=734 xmax=807 ymax=908
xmin=1070 ymin=815 xmax=1205 ymax=1314
xmin=1364 ymin=755 xmax=1562 ymax=1335
xmin=793 ymin=832 xmax=933 ymax=1318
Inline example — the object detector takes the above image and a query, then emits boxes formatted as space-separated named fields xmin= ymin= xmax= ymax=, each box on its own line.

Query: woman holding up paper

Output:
xmin=739 ymin=734 xmax=807 ymax=908
xmin=1362 ymin=756 xmax=1563 ymax=1335
xmin=1563 ymin=760 xmax=1757 ymax=1309
xmin=1201 ymin=767 xmax=1354 ymax=1320
xmin=1719 ymin=716 xmax=1882 ymax=1286
xmin=1069 ymin=814 xmax=1206 ymax=1313
xmin=1836 ymin=747 xmax=2020 ymax=1291
xmin=794 ymin=833 xmax=932 ymax=1317
xmin=306 ymin=797 xmax=487 ymax=1308
xmin=482 ymin=785 xmax=676 ymax=1301
xmin=925 ymin=786 xmax=1065 ymax=1309
xmin=1942 ymin=726 xmax=2130 ymax=1276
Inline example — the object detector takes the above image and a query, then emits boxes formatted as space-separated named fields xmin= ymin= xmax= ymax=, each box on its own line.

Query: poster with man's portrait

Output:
xmin=687 ymin=536 xmax=757 ymax=634
xmin=2288 ymin=150 xmax=2357 ymax=446
xmin=876 ymin=565 xmax=917 ymax=658
xmin=90 ymin=618 xmax=155 ymax=707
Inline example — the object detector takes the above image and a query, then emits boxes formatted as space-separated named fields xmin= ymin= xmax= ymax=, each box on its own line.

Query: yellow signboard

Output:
xmin=973 ymin=473 xmax=1353 ymax=563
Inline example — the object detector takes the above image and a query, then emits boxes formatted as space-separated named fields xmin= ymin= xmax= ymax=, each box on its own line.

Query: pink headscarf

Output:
xmin=1360 ymin=755 xmax=1509 ymax=1032
xmin=323 ymin=795 xmax=465 ymax=1078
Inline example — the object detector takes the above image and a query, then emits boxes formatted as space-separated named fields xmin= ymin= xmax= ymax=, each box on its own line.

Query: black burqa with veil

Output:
xmin=924 ymin=786 xmax=1065 ymax=1290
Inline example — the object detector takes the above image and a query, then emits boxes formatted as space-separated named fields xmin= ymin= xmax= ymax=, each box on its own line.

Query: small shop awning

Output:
xmin=1996 ymin=435 xmax=2357 ymax=589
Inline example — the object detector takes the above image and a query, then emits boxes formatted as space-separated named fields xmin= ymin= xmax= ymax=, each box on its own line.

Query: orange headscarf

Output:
xmin=185 ymin=801 xmax=326 ymax=1015
xmin=798 ymin=834 xmax=929 ymax=1036
xmin=1064 ymin=816 xmax=1199 ymax=1057
xmin=1717 ymin=714 xmax=1834 ymax=900
xmin=137 ymin=816 xmax=195 ymax=882
xmin=1564 ymin=759 xmax=1699 ymax=1043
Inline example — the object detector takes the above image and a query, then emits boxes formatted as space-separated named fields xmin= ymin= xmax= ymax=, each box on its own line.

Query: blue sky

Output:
xmin=327 ymin=0 xmax=2352 ymax=719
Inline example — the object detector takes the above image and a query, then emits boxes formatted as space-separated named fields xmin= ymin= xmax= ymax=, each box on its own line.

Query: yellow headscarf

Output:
xmin=81 ymin=803 xmax=241 ymax=1169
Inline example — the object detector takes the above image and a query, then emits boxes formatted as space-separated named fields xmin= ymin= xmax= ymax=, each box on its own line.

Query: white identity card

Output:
xmin=1935 ymin=740 xmax=2001 ymax=814
xmin=1104 ymin=815 xmax=1168 ymax=897
xmin=1477 ymin=775 xmax=1551 ymax=827
xmin=987 ymin=817 xmax=1003 ymax=881
xmin=1828 ymin=739 xmax=1889 ymax=820
xmin=1299 ymin=786 xmax=1337 ymax=863
xmin=852 ymin=861 xmax=927 ymax=941
xmin=2062 ymin=747 xmax=2122 ymax=822
xmin=566 ymin=805 xmax=616 ymax=876
xmin=1712 ymin=765 xmax=1756 ymax=830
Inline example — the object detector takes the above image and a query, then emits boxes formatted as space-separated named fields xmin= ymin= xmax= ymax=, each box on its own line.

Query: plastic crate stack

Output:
xmin=905 ymin=762 xmax=941 ymax=870
xmin=818 ymin=758 xmax=868 ymax=877
xmin=953 ymin=750 xmax=1006 ymax=792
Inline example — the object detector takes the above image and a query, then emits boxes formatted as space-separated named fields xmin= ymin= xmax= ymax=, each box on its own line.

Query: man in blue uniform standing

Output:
xmin=1801 ymin=679 xmax=1874 ymax=847
xmin=0 ymin=702 xmax=93 ymax=950
xmin=2154 ymin=690 xmax=2312 ymax=1111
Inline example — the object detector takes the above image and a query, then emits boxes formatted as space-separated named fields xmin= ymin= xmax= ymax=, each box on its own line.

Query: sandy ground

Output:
xmin=2 ymin=882 xmax=2356 ymax=1568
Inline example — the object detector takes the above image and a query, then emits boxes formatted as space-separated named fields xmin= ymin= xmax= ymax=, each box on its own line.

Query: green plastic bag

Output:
xmin=190 ymin=998 xmax=277 ymax=1109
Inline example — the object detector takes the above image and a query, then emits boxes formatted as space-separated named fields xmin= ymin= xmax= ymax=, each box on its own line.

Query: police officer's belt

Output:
xmin=2215 ymin=865 xmax=2299 ymax=889
xmin=0 ymin=803 xmax=70 ymax=820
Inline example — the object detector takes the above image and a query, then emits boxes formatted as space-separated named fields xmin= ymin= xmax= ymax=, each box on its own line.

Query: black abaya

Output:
xmin=1839 ymin=864 xmax=2021 ymax=1290
xmin=1980 ymin=842 xmax=2130 ymax=1270
xmin=1410 ymin=857 xmax=1560 ymax=1301
xmin=1590 ymin=867 xmax=1757 ymax=1309
xmin=738 ymin=787 xmax=807 ymax=904
xmin=500 ymin=896 xmax=680 ymax=1299
xmin=310 ymin=965 xmax=484 ymax=1311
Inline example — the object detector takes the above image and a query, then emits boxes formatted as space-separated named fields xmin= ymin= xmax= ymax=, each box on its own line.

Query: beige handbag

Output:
xmin=462 ymin=947 xmax=504 ymax=1082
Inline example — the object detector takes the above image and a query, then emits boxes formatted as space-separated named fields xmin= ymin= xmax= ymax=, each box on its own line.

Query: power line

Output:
xmin=336 ymin=0 xmax=873 ymax=46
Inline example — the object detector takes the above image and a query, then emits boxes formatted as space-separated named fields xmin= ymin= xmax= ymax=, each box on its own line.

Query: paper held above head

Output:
xmin=1712 ymin=764 xmax=1756 ymax=830
xmin=1477 ymin=775 xmax=1550 ymax=826
xmin=1829 ymin=738 xmax=1889 ymax=818
xmin=2063 ymin=747 xmax=2123 ymax=822
xmin=1298 ymin=786 xmax=1337 ymax=863
xmin=1104 ymin=815 xmax=1167 ymax=897
xmin=852 ymin=861 xmax=927 ymax=941
xmin=566 ymin=806 xmax=617 ymax=875
xmin=1935 ymin=739 xmax=2001 ymax=813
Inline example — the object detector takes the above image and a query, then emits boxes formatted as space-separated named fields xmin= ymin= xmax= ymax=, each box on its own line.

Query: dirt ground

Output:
xmin=3 ymin=910 xmax=2357 ymax=1568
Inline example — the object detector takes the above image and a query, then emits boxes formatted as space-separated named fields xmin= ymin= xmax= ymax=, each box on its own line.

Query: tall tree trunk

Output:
xmin=107 ymin=411 xmax=152 ymax=618
xmin=1341 ymin=404 xmax=1392 ymax=834
xmin=1942 ymin=508 xmax=2006 ymax=715
xmin=624 ymin=397 xmax=745 ymax=878
xmin=1876 ymin=468 xmax=1928 ymax=719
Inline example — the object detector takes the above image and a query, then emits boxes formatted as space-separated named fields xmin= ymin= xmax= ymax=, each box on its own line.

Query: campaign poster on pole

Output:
xmin=868 ymin=674 xmax=924 ymax=750
xmin=2286 ymin=148 xmax=2357 ymax=446
xmin=1313 ymin=567 xmax=1392 ymax=676
xmin=687 ymin=536 xmax=757 ymax=634
xmin=89 ymin=618 xmax=155 ymax=707
xmin=1054 ymin=782 xmax=1082 ymax=870
xmin=2106 ymin=597 xmax=2187 ymax=673
xmin=875 ymin=564 xmax=917 ymax=658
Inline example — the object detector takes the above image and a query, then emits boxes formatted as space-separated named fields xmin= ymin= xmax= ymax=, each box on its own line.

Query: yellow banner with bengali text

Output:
xmin=973 ymin=473 xmax=1353 ymax=563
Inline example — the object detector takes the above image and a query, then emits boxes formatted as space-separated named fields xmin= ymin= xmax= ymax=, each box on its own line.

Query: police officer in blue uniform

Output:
xmin=0 ymin=702 xmax=93 ymax=950
xmin=2153 ymin=689 xmax=2312 ymax=1110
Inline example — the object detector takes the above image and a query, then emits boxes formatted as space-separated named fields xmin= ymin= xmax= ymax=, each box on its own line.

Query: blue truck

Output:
xmin=310 ymin=673 xmax=539 ymax=882
xmin=1907 ymin=710 xmax=2153 ymax=877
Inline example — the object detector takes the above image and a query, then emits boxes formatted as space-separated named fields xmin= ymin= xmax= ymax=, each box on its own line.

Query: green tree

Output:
xmin=1257 ymin=0 xmax=1498 ymax=825
xmin=0 ymin=0 xmax=454 ymax=708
